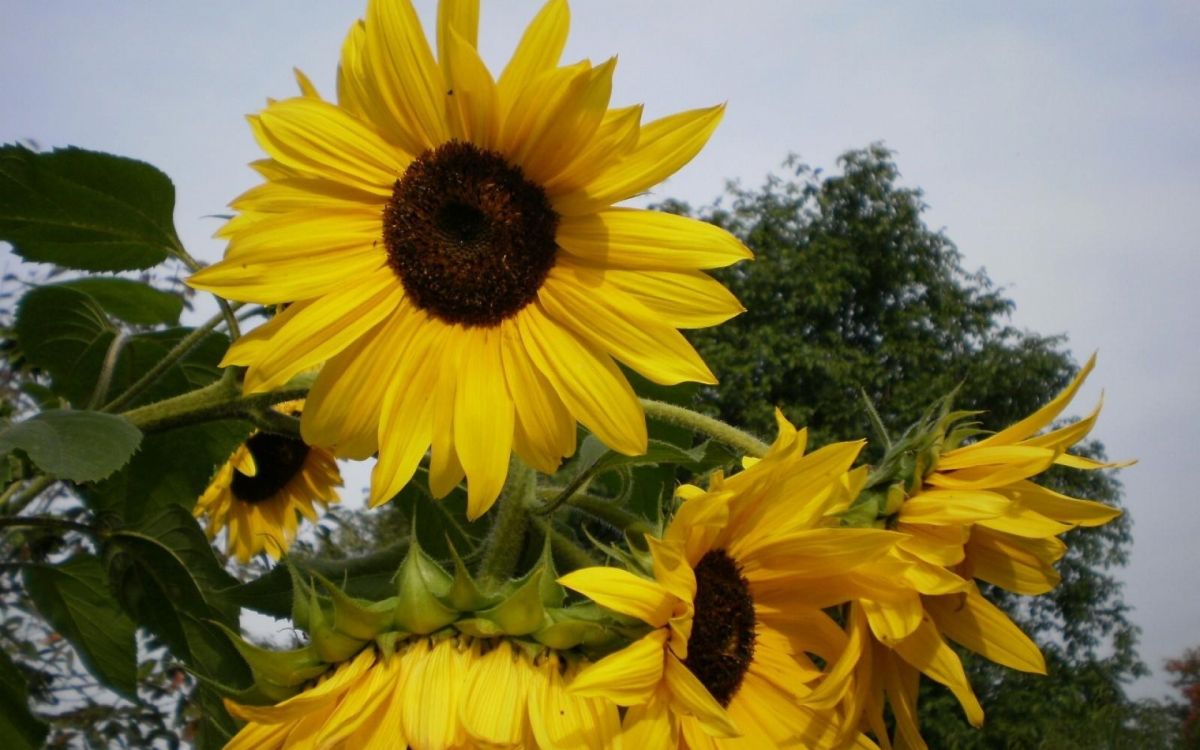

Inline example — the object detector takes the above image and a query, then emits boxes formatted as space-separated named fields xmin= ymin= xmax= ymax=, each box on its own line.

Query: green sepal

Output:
xmin=309 ymin=571 xmax=395 ymax=640
xmin=475 ymin=566 xmax=548 ymax=636
xmin=211 ymin=622 xmax=327 ymax=689
xmin=452 ymin=617 xmax=505 ymax=638
xmin=533 ymin=618 xmax=611 ymax=650
xmin=394 ymin=541 xmax=459 ymax=635
xmin=288 ymin=564 xmax=315 ymax=632
xmin=190 ymin=668 xmax=298 ymax=705
xmin=306 ymin=594 xmax=368 ymax=663
xmin=536 ymin=536 xmax=566 ymax=609
xmin=443 ymin=541 xmax=496 ymax=612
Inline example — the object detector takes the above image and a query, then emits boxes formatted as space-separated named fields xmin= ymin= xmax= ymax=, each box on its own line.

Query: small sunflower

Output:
xmin=848 ymin=354 xmax=1130 ymax=746
xmin=195 ymin=401 xmax=341 ymax=563
xmin=560 ymin=413 xmax=910 ymax=749
xmin=224 ymin=637 xmax=621 ymax=750
xmin=188 ymin=0 xmax=750 ymax=519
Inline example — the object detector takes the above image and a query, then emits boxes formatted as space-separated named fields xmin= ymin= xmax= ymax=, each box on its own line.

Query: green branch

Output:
xmin=638 ymin=398 xmax=771 ymax=457
xmin=477 ymin=457 xmax=536 ymax=588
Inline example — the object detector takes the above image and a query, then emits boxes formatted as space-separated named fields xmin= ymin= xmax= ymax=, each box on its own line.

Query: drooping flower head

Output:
xmin=842 ymin=354 xmax=1130 ymax=746
xmin=188 ymin=0 xmax=750 ymax=518
xmin=195 ymin=400 xmax=341 ymax=563
xmin=225 ymin=638 xmax=621 ymax=750
xmin=560 ymin=412 xmax=913 ymax=749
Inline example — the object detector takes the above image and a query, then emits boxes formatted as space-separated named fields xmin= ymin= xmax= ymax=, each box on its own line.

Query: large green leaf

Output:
xmin=0 ymin=145 xmax=180 ymax=271
xmin=0 ymin=409 xmax=142 ymax=482
xmin=0 ymin=649 xmax=48 ymax=750
xmin=104 ymin=528 xmax=250 ymax=690
xmin=83 ymin=419 xmax=251 ymax=523
xmin=133 ymin=505 xmax=241 ymax=623
xmin=56 ymin=278 xmax=183 ymax=326
xmin=24 ymin=555 xmax=139 ymax=701
xmin=14 ymin=285 xmax=116 ymax=404
xmin=15 ymin=283 xmax=228 ymax=407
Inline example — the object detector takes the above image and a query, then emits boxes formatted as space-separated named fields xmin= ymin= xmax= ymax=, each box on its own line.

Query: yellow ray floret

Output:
xmin=188 ymin=0 xmax=751 ymax=519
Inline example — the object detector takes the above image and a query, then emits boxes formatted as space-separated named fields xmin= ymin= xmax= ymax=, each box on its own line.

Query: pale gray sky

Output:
xmin=3 ymin=1 xmax=1197 ymax=702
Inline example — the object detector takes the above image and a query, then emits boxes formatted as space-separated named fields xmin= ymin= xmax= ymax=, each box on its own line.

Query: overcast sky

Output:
xmin=3 ymin=1 xmax=1197 ymax=702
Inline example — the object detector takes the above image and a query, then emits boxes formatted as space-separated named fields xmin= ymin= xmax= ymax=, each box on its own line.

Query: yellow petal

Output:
xmin=250 ymin=98 xmax=408 ymax=194
xmin=860 ymin=595 xmax=923 ymax=645
xmin=1001 ymin=480 xmax=1122 ymax=527
xmin=460 ymin=641 xmax=529 ymax=747
xmin=737 ymin=528 xmax=902 ymax=580
xmin=664 ymin=654 xmax=739 ymax=737
xmin=964 ymin=528 xmax=1063 ymax=595
xmin=553 ymin=105 xmax=725 ymax=216
xmin=892 ymin=618 xmax=984 ymax=728
xmin=315 ymin=654 xmax=399 ymax=746
xmin=973 ymin=353 xmax=1096 ymax=448
xmin=598 ymin=267 xmax=745 ymax=329
xmin=568 ymin=630 xmax=668 ymax=705
xmin=501 ymin=320 xmax=576 ymax=474
xmin=558 ymin=568 xmax=674 ymax=627
xmin=926 ymin=585 xmax=1046 ymax=674
xmin=235 ymin=268 xmax=402 ymax=393
xmin=530 ymin=655 xmax=621 ymax=750
xmin=895 ymin=522 xmax=969 ymax=567
xmin=225 ymin=648 xmax=375 ymax=724
xmin=935 ymin=445 xmax=1057 ymax=471
xmin=514 ymin=58 xmax=617 ymax=185
xmin=363 ymin=0 xmax=448 ymax=153
xmin=620 ymin=687 xmax=679 ymax=748
xmin=556 ymin=208 xmax=752 ymax=270
xmin=498 ymin=0 xmax=570 ymax=110
xmin=454 ymin=326 xmax=516 ymax=519
xmin=543 ymin=104 xmax=643 ymax=195
xmin=436 ymin=0 xmax=479 ymax=58
xmin=369 ymin=314 xmax=445 ymax=506
xmin=898 ymin=489 xmax=1011 ymax=525
xmin=428 ymin=331 xmax=466 ymax=498
xmin=440 ymin=25 xmax=499 ymax=148
xmin=400 ymin=638 xmax=468 ymax=750
xmin=516 ymin=303 xmax=647 ymax=456
xmin=539 ymin=265 xmax=716 ymax=386
xmin=301 ymin=300 xmax=416 ymax=459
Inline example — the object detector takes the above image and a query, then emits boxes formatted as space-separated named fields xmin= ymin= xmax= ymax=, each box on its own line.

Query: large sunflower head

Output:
xmin=225 ymin=636 xmax=621 ymax=750
xmin=195 ymin=400 xmax=341 ymax=563
xmin=560 ymin=412 xmax=912 ymax=749
xmin=188 ymin=0 xmax=751 ymax=519
xmin=838 ymin=355 xmax=1131 ymax=746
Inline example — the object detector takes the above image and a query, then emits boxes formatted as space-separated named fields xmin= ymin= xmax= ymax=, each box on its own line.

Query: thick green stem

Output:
xmin=103 ymin=308 xmax=237 ymax=413
xmin=476 ymin=457 xmax=536 ymax=588
xmin=638 ymin=398 xmax=771 ymax=457
xmin=121 ymin=378 xmax=307 ymax=433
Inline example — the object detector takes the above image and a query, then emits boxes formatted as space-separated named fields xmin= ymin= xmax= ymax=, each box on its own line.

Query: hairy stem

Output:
xmin=477 ymin=457 xmax=536 ymax=588
xmin=638 ymin=398 xmax=771 ymax=457
xmin=103 ymin=307 xmax=238 ymax=413
xmin=88 ymin=330 xmax=129 ymax=409
xmin=121 ymin=377 xmax=308 ymax=434
xmin=0 ymin=476 xmax=55 ymax=516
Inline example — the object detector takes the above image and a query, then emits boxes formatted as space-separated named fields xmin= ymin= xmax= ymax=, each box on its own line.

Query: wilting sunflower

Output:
xmin=188 ymin=0 xmax=750 ymax=518
xmin=195 ymin=401 xmax=341 ymax=563
xmin=225 ymin=637 xmax=621 ymax=750
xmin=560 ymin=412 xmax=913 ymax=749
xmin=847 ymin=354 xmax=1129 ymax=746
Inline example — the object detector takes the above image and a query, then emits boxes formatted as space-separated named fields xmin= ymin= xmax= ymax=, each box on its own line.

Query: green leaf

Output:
xmin=82 ymin=419 xmax=251 ymax=523
xmin=133 ymin=505 xmax=242 ymax=623
xmin=56 ymin=278 xmax=183 ymax=326
xmin=0 ymin=649 xmax=49 ymax=750
xmin=24 ymin=555 xmax=139 ymax=701
xmin=15 ymin=285 xmax=117 ymax=404
xmin=104 ymin=529 xmax=251 ymax=689
xmin=15 ymin=283 xmax=228 ymax=407
xmin=0 ymin=145 xmax=180 ymax=271
xmin=0 ymin=409 xmax=142 ymax=482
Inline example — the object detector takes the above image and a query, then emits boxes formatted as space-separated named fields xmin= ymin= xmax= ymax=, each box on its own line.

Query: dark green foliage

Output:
xmin=678 ymin=145 xmax=1143 ymax=745
xmin=0 ymin=648 xmax=48 ymax=749
xmin=0 ymin=410 xmax=141 ymax=482
xmin=0 ymin=145 xmax=181 ymax=272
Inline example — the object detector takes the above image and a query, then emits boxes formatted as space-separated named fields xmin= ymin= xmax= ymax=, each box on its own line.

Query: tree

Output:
xmin=675 ymin=144 xmax=1144 ymax=745
xmin=1167 ymin=646 xmax=1200 ymax=748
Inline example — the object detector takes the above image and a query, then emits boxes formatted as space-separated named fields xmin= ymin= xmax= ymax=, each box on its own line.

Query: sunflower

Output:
xmin=847 ymin=354 xmax=1130 ymax=746
xmin=188 ymin=0 xmax=750 ymax=519
xmin=559 ymin=412 xmax=913 ymax=749
xmin=224 ymin=637 xmax=621 ymax=750
xmin=195 ymin=401 xmax=341 ymax=563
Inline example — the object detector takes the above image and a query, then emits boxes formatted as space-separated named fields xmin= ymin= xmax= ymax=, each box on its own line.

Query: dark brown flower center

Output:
xmin=383 ymin=141 xmax=559 ymax=327
xmin=684 ymin=549 xmax=757 ymax=706
xmin=230 ymin=432 xmax=311 ymax=503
